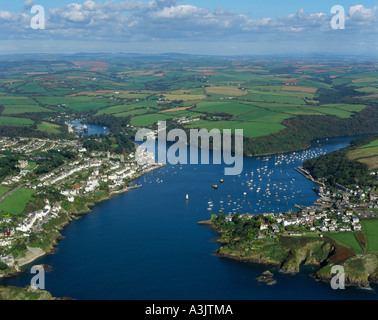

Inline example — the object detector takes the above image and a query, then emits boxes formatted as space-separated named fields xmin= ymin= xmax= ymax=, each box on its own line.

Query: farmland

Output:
xmin=37 ymin=121 xmax=62 ymax=134
xmin=0 ymin=186 xmax=10 ymax=198
xmin=0 ymin=116 xmax=34 ymax=127
xmin=326 ymin=232 xmax=364 ymax=254
xmin=348 ymin=138 xmax=378 ymax=171
xmin=326 ymin=219 xmax=378 ymax=254
xmin=362 ymin=220 xmax=378 ymax=252
xmin=0 ymin=188 xmax=36 ymax=216
xmin=0 ymin=54 xmax=376 ymax=154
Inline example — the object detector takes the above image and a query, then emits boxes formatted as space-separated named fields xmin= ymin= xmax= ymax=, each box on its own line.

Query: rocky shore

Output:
xmin=0 ymin=167 xmax=161 ymax=279
xmin=0 ymin=286 xmax=72 ymax=300
xmin=200 ymin=219 xmax=378 ymax=289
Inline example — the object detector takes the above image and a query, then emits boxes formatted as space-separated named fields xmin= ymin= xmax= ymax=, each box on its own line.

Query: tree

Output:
xmin=0 ymin=261 xmax=8 ymax=270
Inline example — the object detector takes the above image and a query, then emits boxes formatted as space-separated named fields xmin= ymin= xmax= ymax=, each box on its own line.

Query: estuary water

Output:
xmin=1 ymin=136 xmax=377 ymax=300
xmin=68 ymin=120 xmax=110 ymax=136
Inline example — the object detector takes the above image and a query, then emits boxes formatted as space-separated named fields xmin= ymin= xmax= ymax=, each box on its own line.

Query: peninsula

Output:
xmin=200 ymin=137 xmax=378 ymax=289
xmin=0 ymin=132 xmax=163 ymax=278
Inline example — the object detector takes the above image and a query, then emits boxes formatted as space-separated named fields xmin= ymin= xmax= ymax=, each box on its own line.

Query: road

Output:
xmin=0 ymin=184 xmax=24 ymax=203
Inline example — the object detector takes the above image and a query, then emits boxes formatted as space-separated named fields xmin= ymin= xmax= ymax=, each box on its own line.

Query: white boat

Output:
xmin=186 ymin=194 xmax=189 ymax=200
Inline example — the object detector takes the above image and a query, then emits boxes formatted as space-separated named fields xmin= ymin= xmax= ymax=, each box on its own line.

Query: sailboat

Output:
xmin=186 ymin=194 xmax=189 ymax=200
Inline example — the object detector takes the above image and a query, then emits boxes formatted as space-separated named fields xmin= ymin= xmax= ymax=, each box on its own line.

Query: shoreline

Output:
xmin=14 ymin=247 xmax=46 ymax=270
xmin=199 ymin=218 xmax=378 ymax=290
xmin=0 ymin=164 xmax=164 ymax=279
xmin=1 ymin=136 xmax=372 ymax=292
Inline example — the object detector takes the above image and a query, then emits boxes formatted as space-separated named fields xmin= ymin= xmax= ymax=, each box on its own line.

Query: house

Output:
xmin=353 ymin=224 xmax=362 ymax=231
xmin=352 ymin=216 xmax=360 ymax=224
xmin=0 ymin=254 xmax=14 ymax=267
xmin=0 ymin=228 xmax=15 ymax=237
xmin=225 ymin=215 xmax=233 ymax=222
xmin=260 ymin=222 xmax=268 ymax=231
xmin=282 ymin=218 xmax=298 ymax=227
xmin=18 ymin=160 xmax=28 ymax=169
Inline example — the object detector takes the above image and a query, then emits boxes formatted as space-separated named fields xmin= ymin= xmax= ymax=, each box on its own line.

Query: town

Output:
xmin=221 ymin=170 xmax=378 ymax=239
xmin=0 ymin=134 xmax=163 ymax=273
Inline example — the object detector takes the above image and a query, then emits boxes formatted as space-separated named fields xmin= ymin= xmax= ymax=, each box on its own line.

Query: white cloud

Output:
xmin=83 ymin=0 xmax=98 ymax=11
xmin=0 ymin=1 xmax=376 ymax=54
xmin=23 ymin=0 xmax=35 ymax=11
xmin=153 ymin=5 xmax=205 ymax=19
xmin=0 ymin=11 xmax=13 ymax=21
xmin=348 ymin=4 xmax=377 ymax=20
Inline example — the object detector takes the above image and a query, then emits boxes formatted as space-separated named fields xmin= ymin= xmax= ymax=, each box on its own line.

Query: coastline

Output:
xmin=0 ymin=164 xmax=165 ymax=279
xmin=2 ymin=135 xmax=375 ymax=294
xmin=15 ymin=247 xmax=46 ymax=269
xmin=199 ymin=218 xmax=378 ymax=290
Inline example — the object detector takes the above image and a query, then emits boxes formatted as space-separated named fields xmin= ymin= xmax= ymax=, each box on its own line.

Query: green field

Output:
xmin=185 ymin=120 xmax=285 ymax=138
xmin=36 ymin=96 xmax=113 ymax=112
xmin=0 ymin=188 xmax=36 ymax=216
xmin=0 ymin=97 xmax=39 ymax=105
xmin=96 ymin=100 xmax=158 ymax=116
xmin=0 ymin=57 xmax=376 ymax=150
xmin=326 ymin=232 xmax=364 ymax=254
xmin=359 ymin=139 xmax=378 ymax=149
xmin=268 ymin=106 xmax=323 ymax=115
xmin=114 ymin=109 xmax=151 ymax=118
xmin=362 ymin=220 xmax=378 ymax=252
xmin=240 ymin=90 xmax=307 ymax=105
xmin=0 ymin=116 xmax=34 ymax=127
xmin=194 ymin=101 xmax=258 ymax=116
xmin=130 ymin=113 xmax=174 ymax=127
xmin=322 ymin=104 xmax=368 ymax=113
xmin=234 ymin=109 xmax=294 ymax=123
xmin=348 ymin=139 xmax=378 ymax=171
xmin=326 ymin=219 xmax=378 ymax=253
xmin=309 ymin=107 xmax=353 ymax=118
xmin=0 ymin=186 xmax=10 ymax=198
xmin=37 ymin=121 xmax=62 ymax=134
xmin=2 ymin=105 xmax=52 ymax=115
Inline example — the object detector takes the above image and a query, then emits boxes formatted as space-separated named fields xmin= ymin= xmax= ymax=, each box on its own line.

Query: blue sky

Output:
xmin=0 ymin=0 xmax=377 ymax=56
xmin=185 ymin=0 xmax=378 ymax=18
xmin=1 ymin=0 xmax=377 ymax=17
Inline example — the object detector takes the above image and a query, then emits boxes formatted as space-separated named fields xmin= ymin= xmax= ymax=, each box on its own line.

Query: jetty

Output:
xmin=295 ymin=167 xmax=324 ymax=186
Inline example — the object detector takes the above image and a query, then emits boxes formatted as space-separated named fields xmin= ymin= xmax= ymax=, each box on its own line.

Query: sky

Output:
xmin=0 ymin=0 xmax=377 ymax=56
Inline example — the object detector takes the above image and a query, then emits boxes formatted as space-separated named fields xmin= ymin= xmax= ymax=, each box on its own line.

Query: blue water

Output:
xmin=68 ymin=121 xmax=109 ymax=136
xmin=1 ymin=137 xmax=377 ymax=300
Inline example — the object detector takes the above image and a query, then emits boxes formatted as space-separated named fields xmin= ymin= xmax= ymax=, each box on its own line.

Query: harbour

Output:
xmin=1 ymin=137 xmax=376 ymax=300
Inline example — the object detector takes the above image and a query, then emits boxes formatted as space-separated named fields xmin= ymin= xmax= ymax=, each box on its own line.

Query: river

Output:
xmin=67 ymin=120 xmax=110 ymax=136
xmin=1 ymin=136 xmax=376 ymax=300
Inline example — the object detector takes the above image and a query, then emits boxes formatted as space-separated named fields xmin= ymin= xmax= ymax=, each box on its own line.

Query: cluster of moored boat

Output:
xmin=139 ymin=145 xmax=330 ymax=215
xmin=204 ymin=146 xmax=329 ymax=214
